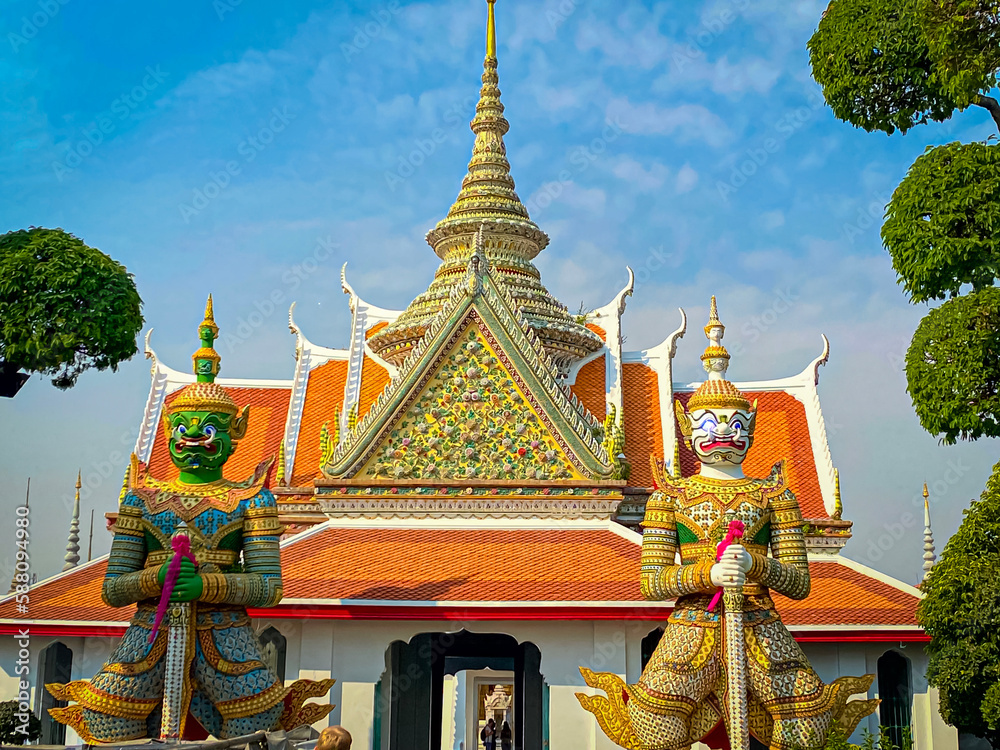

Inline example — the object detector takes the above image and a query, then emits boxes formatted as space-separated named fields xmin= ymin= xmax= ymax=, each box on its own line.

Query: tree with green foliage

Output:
xmin=810 ymin=0 xmax=1000 ymax=443
xmin=809 ymin=0 xmax=1000 ymax=134
xmin=0 ymin=701 xmax=40 ymax=745
xmin=810 ymin=0 xmax=1000 ymax=741
xmin=918 ymin=460 xmax=1000 ymax=747
xmin=0 ymin=227 xmax=144 ymax=393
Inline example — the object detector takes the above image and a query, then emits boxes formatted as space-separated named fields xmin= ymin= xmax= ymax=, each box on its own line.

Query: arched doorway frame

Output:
xmin=374 ymin=629 xmax=544 ymax=750
xmin=35 ymin=641 xmax=73 ymax=745
xmin=877 ymin=649 xmax=913 ymax=749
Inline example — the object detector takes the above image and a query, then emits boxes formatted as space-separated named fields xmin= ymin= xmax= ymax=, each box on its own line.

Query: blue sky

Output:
xmin=2 ymin=0 xmax=998 ymax=584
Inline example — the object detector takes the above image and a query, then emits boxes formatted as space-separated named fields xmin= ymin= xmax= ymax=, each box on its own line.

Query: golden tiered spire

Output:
xmin=426 ymin=0 xmax=545 ymax=252
xmin=367 ymin=0 xmax=603 ymax=369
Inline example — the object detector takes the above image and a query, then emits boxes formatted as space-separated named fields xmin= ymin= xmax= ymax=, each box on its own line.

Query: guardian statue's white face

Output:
xmin=688 ymin=406 xmax=756 ymax=465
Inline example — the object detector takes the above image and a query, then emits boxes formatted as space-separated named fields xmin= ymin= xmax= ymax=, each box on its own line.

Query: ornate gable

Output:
xmin=322 ymin=241 xmax=616 ymax=484
xmin=358 ymin=319 xmax=587 ymax=481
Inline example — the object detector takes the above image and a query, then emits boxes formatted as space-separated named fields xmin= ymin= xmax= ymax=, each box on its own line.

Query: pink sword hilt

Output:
xmin=707 ymin=518 xmax=746 ymax=612
xmin=148 ymin=534 xmax=197 ymax=643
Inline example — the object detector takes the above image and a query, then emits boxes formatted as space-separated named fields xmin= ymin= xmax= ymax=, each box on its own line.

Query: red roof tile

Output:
xmin=290 ymin=360 xmax=348 ymax=485
xmin=0 ymin=545 xmax=918 ymax=631
xmin=365 ymin=321 xmax=388 ymax=340
xmin=775 ymin=562 xmax=919 ymax=627
xmin=0 ymin=560 xmax=121 ymax=624
xmin=358 ymin=355 xmax=391 ymax=421
xmin=572 ymin=355 xmax=607 ymax=423
xmin=675 ymin=390 xmax=827 ymax=519
xmin=280 ymin=527 xmax=639 ymax=602
xmin=622 ymin=364 xmax=663 ymax=488
xmin=586 ymin=324 xmax=607 ymax=342
xmin=147 ymin=387 xmax=290 ymax=484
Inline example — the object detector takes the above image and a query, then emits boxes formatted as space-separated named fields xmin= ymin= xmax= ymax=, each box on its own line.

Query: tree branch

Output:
xmin=973 ymin=94 xmax=1000 ymax=134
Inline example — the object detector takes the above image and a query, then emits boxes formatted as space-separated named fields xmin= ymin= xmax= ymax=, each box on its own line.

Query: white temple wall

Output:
xmin=0 ymin=625 xmax=962 ymax=750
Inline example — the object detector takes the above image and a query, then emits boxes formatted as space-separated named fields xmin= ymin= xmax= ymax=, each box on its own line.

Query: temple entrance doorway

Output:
xmin=374 ymin=630 xmax=544 ymax=750
xmin=453 ymin=668 xmax=514 ymax=750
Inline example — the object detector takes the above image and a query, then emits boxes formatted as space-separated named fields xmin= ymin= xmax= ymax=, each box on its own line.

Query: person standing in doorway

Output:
xmin=480 ymin=718 xmax=496 ymax=750
xmin=500 ymin=720 xmax=512 ymax=750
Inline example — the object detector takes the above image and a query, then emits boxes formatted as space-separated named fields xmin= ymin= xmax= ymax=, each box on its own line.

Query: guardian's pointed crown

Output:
xmin=687 ymin=297 xmax=752 ymax=412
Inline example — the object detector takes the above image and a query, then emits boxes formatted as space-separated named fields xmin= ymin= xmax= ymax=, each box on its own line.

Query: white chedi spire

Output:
xmin=922 ymin=483 xmax=937 ymax=582
xmin=61 ymin=471 xmax=82 ymax=571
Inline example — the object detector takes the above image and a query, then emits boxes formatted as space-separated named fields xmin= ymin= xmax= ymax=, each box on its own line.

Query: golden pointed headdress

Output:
xmin=686 ymin=297 xmax=752 ymax=413
xmin=167 ymin=296 xmax=241 ymax=417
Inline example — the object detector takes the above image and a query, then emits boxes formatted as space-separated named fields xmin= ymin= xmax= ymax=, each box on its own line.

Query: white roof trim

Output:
xmin=341 ymin=263 xmax=405 ymax=321
xmin=341 ymin=263 xmax=403 ymax=432
xmin=623 ymin=308 xmax=687 ymax=478
xmin=283 ymin=303 xmax=350 ymax=483
xmin=568 ymin=267 xmax=634 ymax=416
xmin=823 ymin=554 xmax=924 ymax=599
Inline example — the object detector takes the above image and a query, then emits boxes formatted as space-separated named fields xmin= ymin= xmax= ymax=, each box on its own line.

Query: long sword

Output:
xmin=159 ymin=527 xmax=196 ymax=742
xmin=713 ymin=510 xmax=749 ymax=750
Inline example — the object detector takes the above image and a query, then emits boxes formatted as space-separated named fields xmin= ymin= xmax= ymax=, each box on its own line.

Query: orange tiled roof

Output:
xmin=281 ymin=526 xmax=639 ymax=602
xmin=0 ymin=542 xmax=919 ymax=630
xmin=675 ymin=390 xmax=827 ymax=519
xmin=621 ymin=363 xmax=663 ymax=488
xmin=365 ymin=321 xmax=388 ymax=340
xmin=775 ymin=562 xmax=919 ymax=627
xmin=147 ymin=387 xmax=290 ymax=483
xmin=572 ymin=355 xmax=607 ymax=423
xmin=357 ymin=355 xmax=391 ymax=420
xmin=586 ymin=323 xmax=607 ymax=342
xmin=290 ymin=359 xmax=348 ymax=485
xmin=0 ymin=560 xmax=121 ymax=624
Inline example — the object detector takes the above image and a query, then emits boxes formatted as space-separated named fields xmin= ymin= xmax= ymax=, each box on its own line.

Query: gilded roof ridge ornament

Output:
xmin=466 ymin=223 xmax=491 ymax=295
xmin=486 ymin=0 xmax=497 ymax=59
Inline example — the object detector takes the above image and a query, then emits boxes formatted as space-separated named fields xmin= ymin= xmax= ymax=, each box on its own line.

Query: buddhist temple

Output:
xmin=0 ymin=2 xmax=958 ymax=748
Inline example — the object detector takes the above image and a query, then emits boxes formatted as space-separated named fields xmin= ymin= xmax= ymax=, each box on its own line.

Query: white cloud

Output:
xmin=760 ymin=209 xmax=785 ymax=230
xmin=675 ymin=163 xmax=699 ymax=193
xmin=375 ymin=94 xmax=416 ymax=123
xmin=610 ymin=155 xmax=669 ymax=191
xmin=606 ymin=97 xmax=730 ymax=147
xmin=574 ymin=15 xmax=673 ymax=70
xmin=171 ymin=50 xmax=277 ymax=101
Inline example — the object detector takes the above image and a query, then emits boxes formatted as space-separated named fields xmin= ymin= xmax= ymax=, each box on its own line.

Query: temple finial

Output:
xmin=62 ymin=471 xmax=82 ymax=571
xmin=192 ymin=294 xmax=222 ymax=383
xmin=922 ymin=483 xmax=936 ymax=582
xmin=486 ymin=0 xmax=497 ymax=58
xmin=700 ymin=296 xmax=731 ymax=381
xmin=832 ymin=468 xmax=843 ymax=520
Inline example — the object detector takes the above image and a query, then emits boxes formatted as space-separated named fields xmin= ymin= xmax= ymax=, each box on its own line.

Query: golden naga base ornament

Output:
xmin=576 ymin=670 xmax=878 ymax=750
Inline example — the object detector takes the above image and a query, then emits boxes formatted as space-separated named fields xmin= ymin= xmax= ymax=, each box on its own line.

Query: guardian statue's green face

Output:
xmin=162 ymin=295 xmax=249 ymax=484
xmin=167 ymin=410 xmax=237 ymax=473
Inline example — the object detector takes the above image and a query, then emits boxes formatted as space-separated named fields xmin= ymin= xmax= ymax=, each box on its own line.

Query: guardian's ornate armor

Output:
xmin=578 ymin=299 xmax=877 ymax=750
xmin=47 ymin=299 xmax=333 ymax=743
